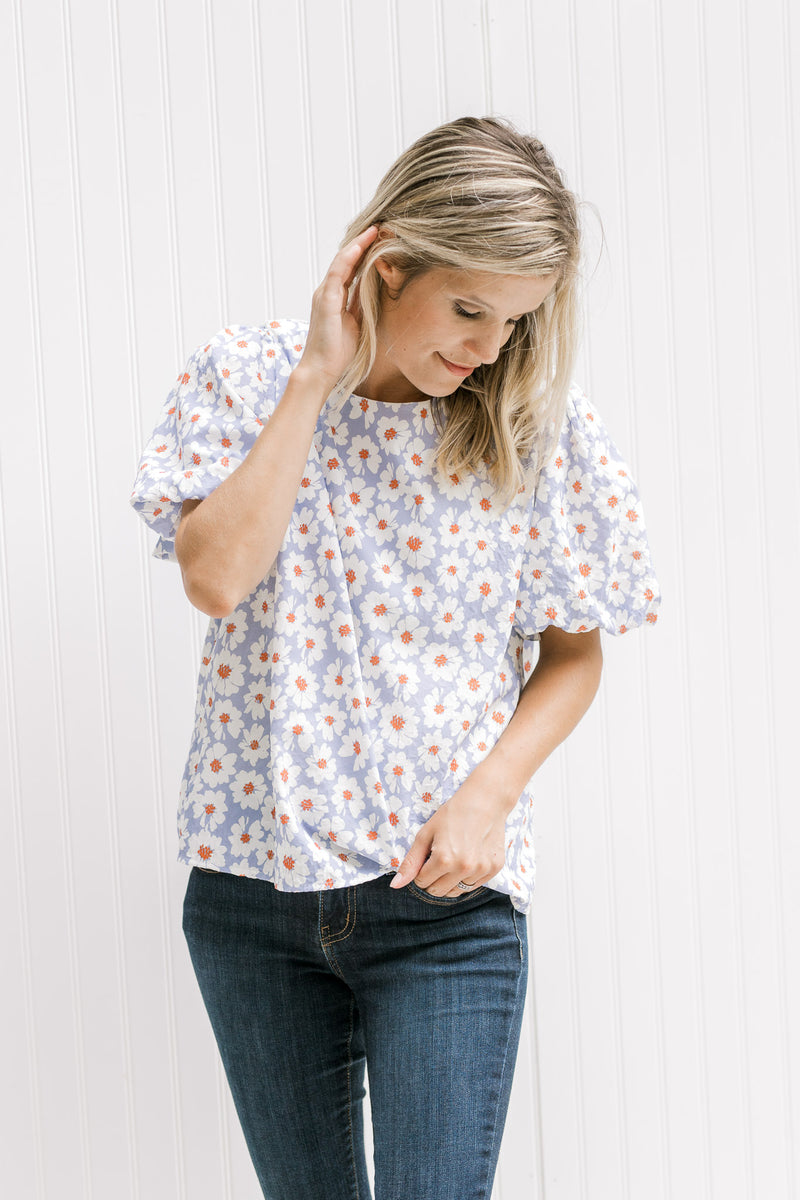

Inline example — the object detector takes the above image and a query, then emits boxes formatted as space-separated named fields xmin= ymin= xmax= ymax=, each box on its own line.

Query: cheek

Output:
xmin=432 ymin=316 xmax=462 ymax=346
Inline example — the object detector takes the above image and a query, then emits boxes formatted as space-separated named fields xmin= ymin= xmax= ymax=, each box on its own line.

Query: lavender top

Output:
xmin=130 ymin=319 xmax=661 ymax=914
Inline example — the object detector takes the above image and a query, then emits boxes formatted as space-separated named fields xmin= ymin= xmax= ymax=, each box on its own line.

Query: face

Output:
xmin=359 ymin=264 xmax=558 ymax=404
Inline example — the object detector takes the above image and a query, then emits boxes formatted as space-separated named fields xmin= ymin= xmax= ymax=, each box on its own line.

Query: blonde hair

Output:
xmin=337 ymin=116 xmax=582 ymax=512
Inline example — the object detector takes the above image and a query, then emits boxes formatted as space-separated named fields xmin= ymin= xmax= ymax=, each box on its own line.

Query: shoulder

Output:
xmin=182 ymin=319 xmax=310 ymax=418
xmin=531 ymin=380 xmax=637 ymax=509
xmin=192 ymin=318 xmax=309 ymax=374
xmin=252 ymin=317 xmax=310 ymax=372
xmin=559 ymin=381 xmax=601 ymax=446
xmin=547 ymin=381 xmax=627 ymax=473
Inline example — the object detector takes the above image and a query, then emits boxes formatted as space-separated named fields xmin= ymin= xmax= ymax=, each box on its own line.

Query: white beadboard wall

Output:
xmin=2 ymin=0 xmax=798 ymax=1197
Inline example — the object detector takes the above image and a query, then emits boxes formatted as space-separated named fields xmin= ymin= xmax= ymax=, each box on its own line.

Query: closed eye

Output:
xmin=453 ymin=302 xmax=521 ymax=325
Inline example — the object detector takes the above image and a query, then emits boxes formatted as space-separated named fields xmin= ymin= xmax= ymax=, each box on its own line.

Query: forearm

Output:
xmin=475 ymin=637 xmax=604 ymax=815
xmin=176 ymin=366 xmax=330 ymax=616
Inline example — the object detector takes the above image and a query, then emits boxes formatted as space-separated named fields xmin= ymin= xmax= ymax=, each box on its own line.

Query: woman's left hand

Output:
xmin=389 ymin=770 xmax=514 ymax=897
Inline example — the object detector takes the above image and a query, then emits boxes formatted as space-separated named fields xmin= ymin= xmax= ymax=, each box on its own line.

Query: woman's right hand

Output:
xmin=297 ymin=225 xmax=380 ymax=391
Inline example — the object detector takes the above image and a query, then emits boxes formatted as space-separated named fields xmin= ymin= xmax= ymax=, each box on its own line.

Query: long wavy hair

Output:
xmin=336 ymin=116 xmax=583 ymax=512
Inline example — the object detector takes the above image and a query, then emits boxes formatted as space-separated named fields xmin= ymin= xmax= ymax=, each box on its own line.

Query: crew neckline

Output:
xmin=350 ymin=392 xmax=432 ymax=407
xmin=324 ymin=389 xmax=434 ymax=420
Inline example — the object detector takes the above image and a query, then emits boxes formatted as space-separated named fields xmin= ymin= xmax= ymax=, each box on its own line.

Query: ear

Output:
xmin=373 ymin=254 xmax=406 ymax=291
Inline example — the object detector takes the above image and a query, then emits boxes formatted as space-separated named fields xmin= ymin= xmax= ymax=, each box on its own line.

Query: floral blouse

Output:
xmin=130 ymin=319 xmax=661 ymax=914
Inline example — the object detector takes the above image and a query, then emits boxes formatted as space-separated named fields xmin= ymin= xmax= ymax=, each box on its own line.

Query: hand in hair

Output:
xmin=297 ymin=225 xmax=379 ymax=390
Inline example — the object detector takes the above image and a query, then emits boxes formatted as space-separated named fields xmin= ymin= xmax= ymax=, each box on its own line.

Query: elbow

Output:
xmin=196 ymin=594 xmax=240 ymax=620
xmin=180 ymin=568 xmax=241 ymax=619
xmin=176 ymin=532 xmax=241 ymax=618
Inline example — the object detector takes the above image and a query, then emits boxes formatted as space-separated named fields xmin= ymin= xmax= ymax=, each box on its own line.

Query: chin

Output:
xmin=423 ymin=371 xmax=464 ymax=398
xmin=402 ymin=377 xmax=458 ymax=401
xmin=437 ymin=379 xmax=466 ymax=397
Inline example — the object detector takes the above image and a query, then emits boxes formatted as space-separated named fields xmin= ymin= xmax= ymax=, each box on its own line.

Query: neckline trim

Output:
xmin=326 ymin=389 xmax=433 ymax=417
xmin=350 ymin=391 xmax=432 ymax=407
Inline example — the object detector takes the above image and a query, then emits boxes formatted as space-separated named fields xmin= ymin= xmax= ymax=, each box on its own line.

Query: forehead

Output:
xmin=427 ymin=266 xmax=557 ymax=311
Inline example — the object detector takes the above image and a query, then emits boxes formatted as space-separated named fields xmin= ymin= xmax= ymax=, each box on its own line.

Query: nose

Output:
xmin=463 ymin=323 xmax=510 ymax=366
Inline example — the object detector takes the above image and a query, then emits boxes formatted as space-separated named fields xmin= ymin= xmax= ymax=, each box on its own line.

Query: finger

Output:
xmin=311 ymin=232 xmax=379 ymax=326
xmin=446 ymin=879 xmax=482 ymax=897
xmin=347 ymin=277 xmax=363 ymax=323
xmin=410 ymin=868 xmax=460 ymax=897
xmin=389 ymin=832 xmax=433 ymax=889
xmin=326 ymin=225 xmax=379 ymax=291
xmin=439 ymin=866 xmax=490 ymax=896
xmin=339 ymin=227 xmax=380 ymax=292
xmin=417 ymin=877 xmax=480 ymax=898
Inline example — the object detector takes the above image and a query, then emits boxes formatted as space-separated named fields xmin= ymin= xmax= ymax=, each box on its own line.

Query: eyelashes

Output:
xmin=452 ymin=303 xmax=521 ymax=325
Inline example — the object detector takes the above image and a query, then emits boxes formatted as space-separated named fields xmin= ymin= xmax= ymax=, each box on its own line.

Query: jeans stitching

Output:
xmin=511 ymin=908 xmax=525 ymax=962
xmin=345 ymin=994 xmax=361 ymax=1200
xmin=322 ymin=886 xmax=358 ymax=944
xmin=480 ymin=949 xmax=527 ymax=1199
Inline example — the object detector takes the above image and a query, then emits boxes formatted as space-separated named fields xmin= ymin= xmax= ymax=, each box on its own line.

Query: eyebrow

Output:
xmin=458 ymin=294 xmax=494 ymax=310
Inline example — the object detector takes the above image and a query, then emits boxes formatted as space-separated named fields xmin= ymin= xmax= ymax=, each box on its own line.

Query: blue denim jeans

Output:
xmin=182 ymin=866 xmax=528 ymax=1200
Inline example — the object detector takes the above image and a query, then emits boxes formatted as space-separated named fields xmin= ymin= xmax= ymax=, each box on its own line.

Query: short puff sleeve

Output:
xmin=513 ymin=383 xmax=662 ymax=639
xmin=129 ymin=324 xmax=288 ymax=561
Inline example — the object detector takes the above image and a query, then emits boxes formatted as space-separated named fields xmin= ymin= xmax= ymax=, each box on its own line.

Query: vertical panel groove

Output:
xmin=651 ymin=2 xmax=704 ymax=1193
xmin=603 ymin=6 xmax=642 ymax=1197
xmin=524 ymin=27 xmax=543 ymax=1196
xmin=203 ymin=0 xmax=228 ymax=321
xmin=152 ymin=1 xmax=191 ymax=1192
xmin=481 ymin=0 xmax=493 ymax=113
xmin=97 ymin=0 xmax=149 ymax=1192
xmin=250 ymin=0 xmax=276 ymax=317
xmin=341 ymin=0 xmax=361 ymax=217
xmin=296 ymin=0 xmax=319 ymax=282
xmin=784 ymin=0 xmax=800 ymax=478
xmin=738 ymin=2 xmax=792 ymax=1196
xmin=9 ymin=2 xmax=47 ymax=1191
xmin=524 ymin=1 xmax=538 ymax=132
xmin=0 ymin=471 xmax=46 ymax=1191
xmin=609 ymin=3 xmax=671 ymax=1197
xmin=521 ymin=37 xmax=544 ymax=1200
xmin=433 ymin=0 xmax=447 ymax=121
xmin=387 ymin=0 xmax=404 ymax=151
xmin=202 ymin=6 xmax=233 ymax=1193
xmin=778 ymin=9 xmax=800 ymax=1194
xmin=650 ymin=8 xmax=715 ymax=1192
xmin=564 ymin=6 xmax=595 ymax=1200
xmin=695 ymin=0 xmax=749 ymax=1192
xmin=25 ymin=3 xmax=96 ymax=1195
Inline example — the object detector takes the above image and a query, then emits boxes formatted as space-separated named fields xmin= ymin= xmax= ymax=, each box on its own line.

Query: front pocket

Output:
xmin=407 ymin=879 xmax=487 ymax=906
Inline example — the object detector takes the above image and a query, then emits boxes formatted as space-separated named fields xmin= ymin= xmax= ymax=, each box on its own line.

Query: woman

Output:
xmin=131 ymin=116 xmax=661 ymax=1200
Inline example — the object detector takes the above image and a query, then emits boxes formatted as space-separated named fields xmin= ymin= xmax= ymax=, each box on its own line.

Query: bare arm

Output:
xmin=174 ymin=225 xmax=379 ymax=618
xmin=391 ymin=626 xmax=604 ymax=894
xmin=174 ymin=367 xmax=331 ymax=617
xmin=473 ymin=624 xmax=604 ymax=813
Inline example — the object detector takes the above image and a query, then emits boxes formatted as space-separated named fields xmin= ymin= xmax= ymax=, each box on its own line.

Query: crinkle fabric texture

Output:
xmin=130 ymin=320 xmax=662 ymax=914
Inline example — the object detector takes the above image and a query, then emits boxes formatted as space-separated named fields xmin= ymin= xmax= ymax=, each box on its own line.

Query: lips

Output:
xmin=438 ymin=353 xmax=477 ymax=377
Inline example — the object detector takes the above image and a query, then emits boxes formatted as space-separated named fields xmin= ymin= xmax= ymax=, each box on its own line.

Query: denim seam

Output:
xmin=511 ymin=908 xmax=525 ymax=962
xmin=321 ymin=885 xmax=358 ymax=944
xmin=345 ymin=994 xmax=361 ymax=1200
xmin=480 ymin=944 xmax=527 ymax=1199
